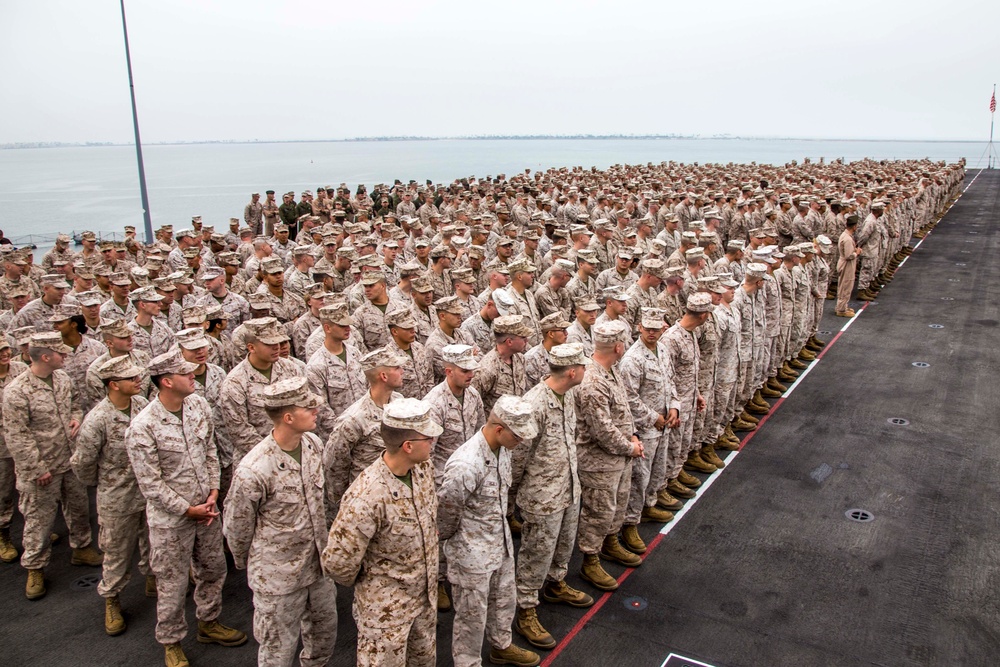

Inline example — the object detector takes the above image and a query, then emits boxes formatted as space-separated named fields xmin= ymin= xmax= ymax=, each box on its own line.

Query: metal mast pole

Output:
xmin=990 ymin=84 xmax=995 ymax=169
xmin=120 ymin=0 xmax=153 ymax=243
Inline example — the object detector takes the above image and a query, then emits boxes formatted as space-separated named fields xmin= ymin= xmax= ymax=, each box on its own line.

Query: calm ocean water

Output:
xmin=0 ymin=138 xmax=987 ymax=254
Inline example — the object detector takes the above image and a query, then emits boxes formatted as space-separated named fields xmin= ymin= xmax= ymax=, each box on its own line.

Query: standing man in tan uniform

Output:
xmin=836 ymin=215 xmax=861 ymax=317
xmin=322 ymin=398 xmax=442 ymax=667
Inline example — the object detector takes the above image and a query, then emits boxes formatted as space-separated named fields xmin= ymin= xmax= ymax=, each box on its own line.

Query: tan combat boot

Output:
xmin=684 ymin=450 xmax=717 ymax=474
xmin=656 ymin=488 xmax=685 ymax=510
xmin=701 ymin=443 xmax=725 ymax=469
xmin=767 ymin=377 xmax=788 ymax=393
xmin=732 ymin=417 xmax=757 ymax=432
xmin=640 ymin=505 xmax=674 ymax=524
xmin=621 ymin=525 xmax=647 ymax=554
xmin=781 ymin=362 xmax=800 ymax=377
xmin=146 ymin=574 xmax=158 ymax=598
xmin=71 ymin=545 xmax=104 ymax=567
xmin=714 ymin=434 xmax=739 ymax=452
xmin=601 ymin=534 xmax=643 ymax=567
xmin=541 ymin=579 xmax=594 ymax=608
xmin=0 ymin=528 xmax=18 ymax=563
xmin=196 ymin=619 xmax=248 ymax=646
xmin=105 ymin=595 xmax=126 ymax=636
xmin=581 ymin=554 xmax=619 ymax=591
xmin=746 ymin=399 xmax=769 ymax=415
xmin=26 ymin=569 xmax=45 ymax=600
xmin=751 ymin=390 xmax=770 ymax=410
xmin=798 ymin=348 xmax=816 ymax=362
xmin=489 ymin=643 xmax=541 ymax=667
xmin=788 ymin=358 xmax=808 ymax=370
xmin=508 ymin=514 xmax=523 ymax=536
xmin=739 ymin=410 xmax=760 ymax=424
xmin=514 ymin=607 xmax=556 ymax=649
xmin=437 ymin=582 xmax=452 ymax=612
xmin=761 ymin=384 xmax=783 ymax=399
xmin=676 ymin=470 xmax=702 ymax=489
xmin=667 ymin=478 xmax=696 ymax=499
xmin=724 ymin=424 xmax=742 ymax=445
xmin=164 ymin=643 xmax=189 ymax=667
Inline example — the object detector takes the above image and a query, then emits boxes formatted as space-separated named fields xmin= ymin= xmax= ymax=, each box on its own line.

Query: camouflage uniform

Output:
xmin=711 ymin=301 xmax=742 ymax=439
xmin=9 ymin=297 xmax=59 ymax=332
xmin=534 ymin=284 xmax=572 ymax=321
xmin=322 ymin=459 xmax=438 ymax=667
xmin=128 ymin=318 xmax=175 ymax=358
xmin=352 ymin=301 xmax=391 ymax=351
xmin=70 ymin=395 xmax=152 ymax=598
xmin=124 ymin=394 xmax=225 ymax=645
xmin=619 ymin=339 xmax=679 ymax=524
xmin=472 ymin=349 xmax=528 ymax=416
xmin=692 ymin=312 xmax=719 ymax=445
xmin=324 ymin=391 xmax=403 ymax=510
xmin=0 ymin=360 xmax=29 ymax=535
xmin=458 ymin=313 xmax=495 ymax=355
xmin=390 ymin=338 xmax=434 ymax=400
xmin=438 ymin=431 xmax=516 ymax=667
xmin=3 ymin=368 xmax=91 ymax=569
xmin=662 ymin=323 xmax=700 ymax=479
xmin=63 ymin=335 xmax=105 ymax=414
xmin=497 ymin=287 xmax=541 ymax=347
xmin=305 ymin=344 xmax=367 ymax=442
xmin=220 ymin=357 xmax=303 ymax=463
xmin=565 ymin=321 xmax=595 ymax=358
xmin=197 ymin=290 xmax=250 ymax=332
xmin=410 ymin=303 xmax=437 ymax=344
xmin=515 ymin=381 xmax=580 ymax=608
xmin=574 ymin=360 xmax=635 ymax=553
xmin=424 ymin=381 xmax=486 ymax=487
xmin=86 ymin=350 xmax=153 ymax=407
xmin=523 ymin=344 xmax=552 ymax=389
xmin=224 ymin=433 xmax=338 ymax=667
xmin=99 ymin=297 xmax=136 ymax=323
xmin=256 ymin=287 xmax=305 ymax=324
xmin=422 ymin=326 xmax=477 ymax=387
xmin=291 ymin=311 xmax=320 ymax=361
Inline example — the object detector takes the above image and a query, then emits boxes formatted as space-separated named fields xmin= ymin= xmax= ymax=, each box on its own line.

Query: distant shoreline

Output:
xmin=0 ymin=135 xmax=986 ymax=150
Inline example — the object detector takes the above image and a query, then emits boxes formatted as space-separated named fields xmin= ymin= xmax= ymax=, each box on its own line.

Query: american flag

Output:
xmin=992 ymin=91 xmax=997 ymax=113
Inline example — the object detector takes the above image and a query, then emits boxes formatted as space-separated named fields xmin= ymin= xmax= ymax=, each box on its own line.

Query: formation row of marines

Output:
xmin=0 ymin=157 xmax=965 ymax=666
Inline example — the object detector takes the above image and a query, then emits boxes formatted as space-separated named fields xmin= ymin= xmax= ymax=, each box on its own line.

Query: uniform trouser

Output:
xmin=755 ymin=345 xmax=768 ymax=388
xmin=253 ymin=578 xmax=338 ymax=667
xmin=712 ymin=380 xmax=738 ymax=439
xmin=790 ymin=316 xmax=806 ymax=355
xmin=450 ymin=557 xmax=516 ymax=667
xmin=812 ymin=296 xmax=825 ymax=335
xmin=767 ymin=335 xmax=782 ymax=377
xmin=779 ymin=324 xmax=792 ymax=363
xmin=625 ymin=432 xmax=668 ymax=524
xmin=356 ymin=601 xmax=435 ymax=667
xmin=18 ymin=471 xmax=92 ymax=570
xmin=148 ymin=518 xmax=227 ymax=644
xmin=217 ymin=464 xmax=233 ymax=511
xmin=577 ymin=465 xmax=632 ymax=554
xmin=736 ymin=359 xmax=754 ymax=407
xmin=0 ymin=456 xmax=15 ymax=529
xmin=836 ymin=264 xmax=856 ymax=313
xmin=858 ymin=255 xmax=877 ymax=290
xmin=516 ymin=503 xmax=579 ymax=609
xmin=694 ymin=372 xmax=717 ymax=444
xmin=665 ymin=405 xmax=696 ymax=480
xmin=97 ymin=510 xmax=151 ymax=597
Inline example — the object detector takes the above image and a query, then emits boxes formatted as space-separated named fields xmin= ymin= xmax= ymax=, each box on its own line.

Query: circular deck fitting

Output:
xmin=948 ymin=279 xmax=961 ymax=282
xmin=928 ymin=324 xmax=944 ymax=329
xmin=845 ymin=509 xmax=875 ymax=523
xmin=623 ymin=596 xmax=648 ymax=611
xmin=941 ymin=297 xmax=955 ymax=301
xmin=969 ymin=231 xmax=979 ymax=234
xmin=72 ymin=574 xmax=101 ymax=591
xmin=887 ymin=417 xmax=910 ymax=426
xmin=911 ymin=362 xmax=931 ymax=368
xmin=818 ymin=330 xmax=832 ymax=336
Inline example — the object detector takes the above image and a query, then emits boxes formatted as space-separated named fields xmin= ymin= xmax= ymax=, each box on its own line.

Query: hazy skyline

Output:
xmin=3 ymin=0 xmax=997 ymax=144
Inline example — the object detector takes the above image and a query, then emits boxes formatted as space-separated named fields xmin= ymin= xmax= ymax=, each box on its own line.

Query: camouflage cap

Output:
xmin=548 ymin=342 xmax=587 ymax=366
xmin=247 ymin=317 xmax=289 ymax=345
xmin=442 ymin=344 xmax=478 ymax=370
xmin=593 ymin=319 xmax=629 ymax=344
xmin=99 ymin=319 xmax=132 ymax=338
xmin=640 ymin=307 xmax=667 ymax=329
xmin=491 ymin=395 xmax=538 ymax=440
xmin=11 ymin=326 xmax=36 ymax=347
xmin=215 ymin=252 xmax=240 ymax=267
xmin=507 ymin=257 xmax=537 ymax=274
xmin=686 ymin=292 xmax=715 ymax=313
xmin=130 ymin=286 xmax=163 ymax=302
xmin=576 ymin=249 xmax=598 ymax=264
xmin=147 ymin=348 xmax=199 ymax=376
xmin=361 ymin=346 xmax=410 ymax=372
xmin=360 ymin=270 xmax=386 ymax=286
xmin=204 ymin=302 xmax=224 ymax=320
xmin=385 ymin=308 xmax=417 ymax=329
xmin=574 ymin=296 xmax=601 ymax=312
xmin=247 ymin=292 xmax=273 ymax=311
xmin=41 ymin=274 xmax=69 ymax=288
xmin=434 ymin=296 xmax=464 ymax=315
xmin=493 ymin=314 xmax=534 ymax=338
xmin=47 ymin=303 xmax=81 ymax=322
xmin=181 ymin=247 xmax=200 ymax=259
xmin=318 ymin=304 xmax=354 ymax=326
xmin=175 ymin=327 xmax=210 ymax=350
xmin=429 ymin=245 xmax=452 ymax=259
xmin=602 ymin=285 xmax=628 ymax=302
xmin=5 ymin=283 xmax=32 ymax=299
xmin=381 ymin=397 xmax=443 ymax=438
xmin=181 ymin=304 xmax=207 ymax=325
xmin=450 ymin=267 xmax=475 ymax=284
xmin=200 ymin=266 xmax=225 ymax=281
xmin=261 ymin=258 xmax=284 ymax=274
xmin=539 ymin=312 xmax=572 ymax=332
xmin=152 ymin=277 xmax=177 ymax=292
xmin=73 ymin=264 xmax=95 ymax=279
xmin=262 ymin=376 xmax=324 ymax=410
xmin=95 ymin=355 xmax=143 ymax=381
xmin=411 ymin=274 xmax=434 ymax=293
xmin=29 ymin=331 xmax=73 ymax=354
xmin=75 ymin=290 xmax=103 ymax=307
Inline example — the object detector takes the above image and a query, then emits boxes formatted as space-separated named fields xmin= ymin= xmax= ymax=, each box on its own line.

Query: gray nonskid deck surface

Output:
xmin=0 ymin=171 xmax=996 ymax=667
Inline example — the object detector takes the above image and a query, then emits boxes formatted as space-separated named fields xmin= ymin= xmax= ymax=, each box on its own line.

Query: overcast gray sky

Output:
xmin=2 ymin=0 xmax=997 ymax=143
